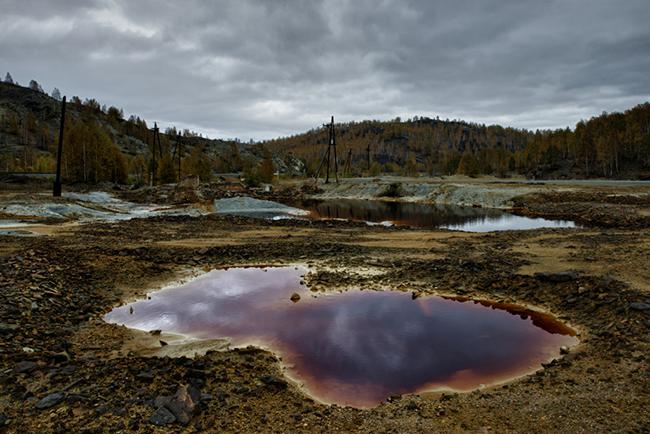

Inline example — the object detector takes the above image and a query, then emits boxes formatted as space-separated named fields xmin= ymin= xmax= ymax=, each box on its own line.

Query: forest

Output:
xmin=265 ymin=105 xmax=650 ymax=179
xmin=0 ymin=76 xmax=272 ymax=184
xmin=1 ymin=73 xmax=649 ymax=183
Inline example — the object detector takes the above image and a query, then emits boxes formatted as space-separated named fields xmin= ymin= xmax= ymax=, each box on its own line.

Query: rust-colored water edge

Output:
xmin=104 ymin=266 xmax=578 ymax=408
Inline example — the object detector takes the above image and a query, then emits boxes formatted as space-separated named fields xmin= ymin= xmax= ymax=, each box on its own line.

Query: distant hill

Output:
xmin=0 ymin=81 xmax=302 ymax=183
xmin=265 ymin=106 xmax=650 ymax=179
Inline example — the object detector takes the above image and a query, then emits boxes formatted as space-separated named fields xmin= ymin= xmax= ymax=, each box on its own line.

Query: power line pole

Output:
xmin=325 ymin=116 xmax=338 ymax=184
xmin=332 ymin=117 xmax=338 ymax=183
xmin=176 ymin=133 xmax=182 ymax=181
xmin=53 ymin=96 xmax=66 ymax=197
xmin=314 ymin=116 xmax=339 ymax=184
xmin=151 ymin=122 xmax=162 ymax=186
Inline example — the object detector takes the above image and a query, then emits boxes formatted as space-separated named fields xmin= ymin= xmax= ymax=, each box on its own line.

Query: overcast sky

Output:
xmin=1 ymin=0 xmax=649 ymax=141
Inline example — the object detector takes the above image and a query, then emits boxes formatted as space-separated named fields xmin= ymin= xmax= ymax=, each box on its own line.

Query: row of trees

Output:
xmin=4 ymin=72 xmax=62 ymax=101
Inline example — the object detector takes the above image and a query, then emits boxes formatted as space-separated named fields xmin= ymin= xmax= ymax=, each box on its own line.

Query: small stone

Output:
xmin=259 ymin=375 xmax=288 ymax=389
xmin=22 ymin=347 xmax=35 ymax=353
xmin=290 ymin=293 xmax=301 ymax=303
xmin=405 ymin=401 xmax=419 ymax=410
xmin=560 ymin=346 xmax=570 ymax=355
xmin=36 ymin=392 xmax=65 ymax=410
xmin=0 ymin=323 xmax=18 ymax=335
xmin=136 ymin=371 xmax=154 ymax=382
xmin=15 ymin=361 xmax=38 ymax=373
xmin=149 ymin=329 xmax=161 ymax=335
xmin=159 ymin=340 xmax=168 ymax=346
xmin=629 ymin=302 xmax=650 ymax=311
xmin=149 ymin=406 xmax=176 ymax=426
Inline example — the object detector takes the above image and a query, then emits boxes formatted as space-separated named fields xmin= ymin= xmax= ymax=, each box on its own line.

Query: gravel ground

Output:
xmin=0 ymin=181 xmax=649 ymax=433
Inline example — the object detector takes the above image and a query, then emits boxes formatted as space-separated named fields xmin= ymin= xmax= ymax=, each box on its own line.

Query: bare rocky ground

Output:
xmin=0 ymin=179 xmax=649 ymax=433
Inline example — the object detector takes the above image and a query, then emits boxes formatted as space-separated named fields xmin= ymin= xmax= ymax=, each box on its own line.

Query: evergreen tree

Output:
xmin=28 ymin=80 xmax=44 ymax=93
xmin=4 ymin=72 xmax=14 ymax=84
xmin=51 ymin=88 xmax=62 ymax=101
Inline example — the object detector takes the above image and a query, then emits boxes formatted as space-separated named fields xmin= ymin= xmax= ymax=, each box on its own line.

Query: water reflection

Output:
xmin=296 ymin=199 xmax=577 ymax=232
xmin=105 ymin=266 xmax=578 ymax=407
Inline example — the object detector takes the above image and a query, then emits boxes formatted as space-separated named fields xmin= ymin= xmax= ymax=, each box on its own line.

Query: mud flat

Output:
xmin=0 ymin=180 xmax=649 ymax=432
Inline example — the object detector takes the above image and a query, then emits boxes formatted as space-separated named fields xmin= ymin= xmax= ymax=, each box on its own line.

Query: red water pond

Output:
xmin=104 ymin=266 xmax=578 ymax=407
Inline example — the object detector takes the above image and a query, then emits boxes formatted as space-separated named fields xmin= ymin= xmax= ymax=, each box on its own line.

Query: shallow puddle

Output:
xmin=296 ymin=199 xmax=577 ymax=231
xmin=104 ymin=266 xmax=578 ymax=407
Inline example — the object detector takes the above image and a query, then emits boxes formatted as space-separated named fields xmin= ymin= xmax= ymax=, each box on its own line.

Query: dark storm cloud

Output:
xmin=1 ymin=0 xmax=649 ymax=139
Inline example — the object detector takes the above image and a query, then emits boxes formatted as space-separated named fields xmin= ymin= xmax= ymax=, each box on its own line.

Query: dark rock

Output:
xmin=165 ymin=384 xmax=197 ymax=425
xmin=234 ymin=386 xmax=250 ymax=394
xmin=60 ymin=365 xmax=76 ymax=375
xmin=290 ymin=293 xmax=301 ymax=302
xmin=149 ymin=406 xmax=176 ymax=426
xmin=534 ymin=271 xmax=578 ymax=283
xmin=136 ymin=371 xmax=154 ymax=382
xmin=259 ymin=375 xmax=288 ymax=389
xmin=15 ymin=361 xmax=38 ymax=373
xmin=629 ymin=302 xmax=650 ymax=311
xmin=0 ymin=323 xmax=18 ymax=335
xmin=154 ymin=395 xmax=172 ymax=408
xmin=36 ymin=392 xmax=65 ymax=409
xmin=95 ymin=405 xmax=111 ymax=415
xmin=405 ymin=401 xmax=419 ymax=410
xmin=0 ymin=414 xmax=6 ymax=426
xmin=166 ymin=399 xmax=191 ymax=425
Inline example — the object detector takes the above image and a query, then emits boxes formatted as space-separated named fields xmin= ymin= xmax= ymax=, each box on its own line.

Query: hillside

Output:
xmin=0 ymin=81 xmax=304 ymax=184
xmin=2 ymin=79 xmax=649 ymax=183
xmin=265 ymin=106 xmax=650 ymax=179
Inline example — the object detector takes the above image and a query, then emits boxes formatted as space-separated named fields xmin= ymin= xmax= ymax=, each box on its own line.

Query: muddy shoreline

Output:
xmin=0 ymin=180 xmax=649 ymax=432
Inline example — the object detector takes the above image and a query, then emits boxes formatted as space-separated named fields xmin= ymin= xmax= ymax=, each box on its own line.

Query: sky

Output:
xmin=1 ymin=0 xmax=649 ymax=141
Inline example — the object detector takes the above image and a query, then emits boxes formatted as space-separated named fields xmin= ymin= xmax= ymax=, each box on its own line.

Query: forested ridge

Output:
xmin=266 ymin=105 xmax=650 ymax=179
xmin=0 ymin=77 xmax=265 ymax=184
xmin=1 ymin=72 xmax=649 ymax=183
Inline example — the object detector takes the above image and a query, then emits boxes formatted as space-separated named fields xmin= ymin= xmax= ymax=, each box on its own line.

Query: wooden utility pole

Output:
xmin=151 ymin=123 xmax=162 ymax=185
xmin=314 ymin=116 xmax=339 ymax=184
xmin=172 ymin=132 xmax=183 ymax=181
xmin=53 ymin=96 xmax=66 ymax=197
xmin=177 ymin=133 xmax=182 ymax=180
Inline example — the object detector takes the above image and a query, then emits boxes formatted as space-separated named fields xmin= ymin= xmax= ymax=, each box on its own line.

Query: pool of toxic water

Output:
xmin=104 ymin=266 xmax=578 ymax=408
xmin=296 ymin=199 xmax=577 ymax=232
